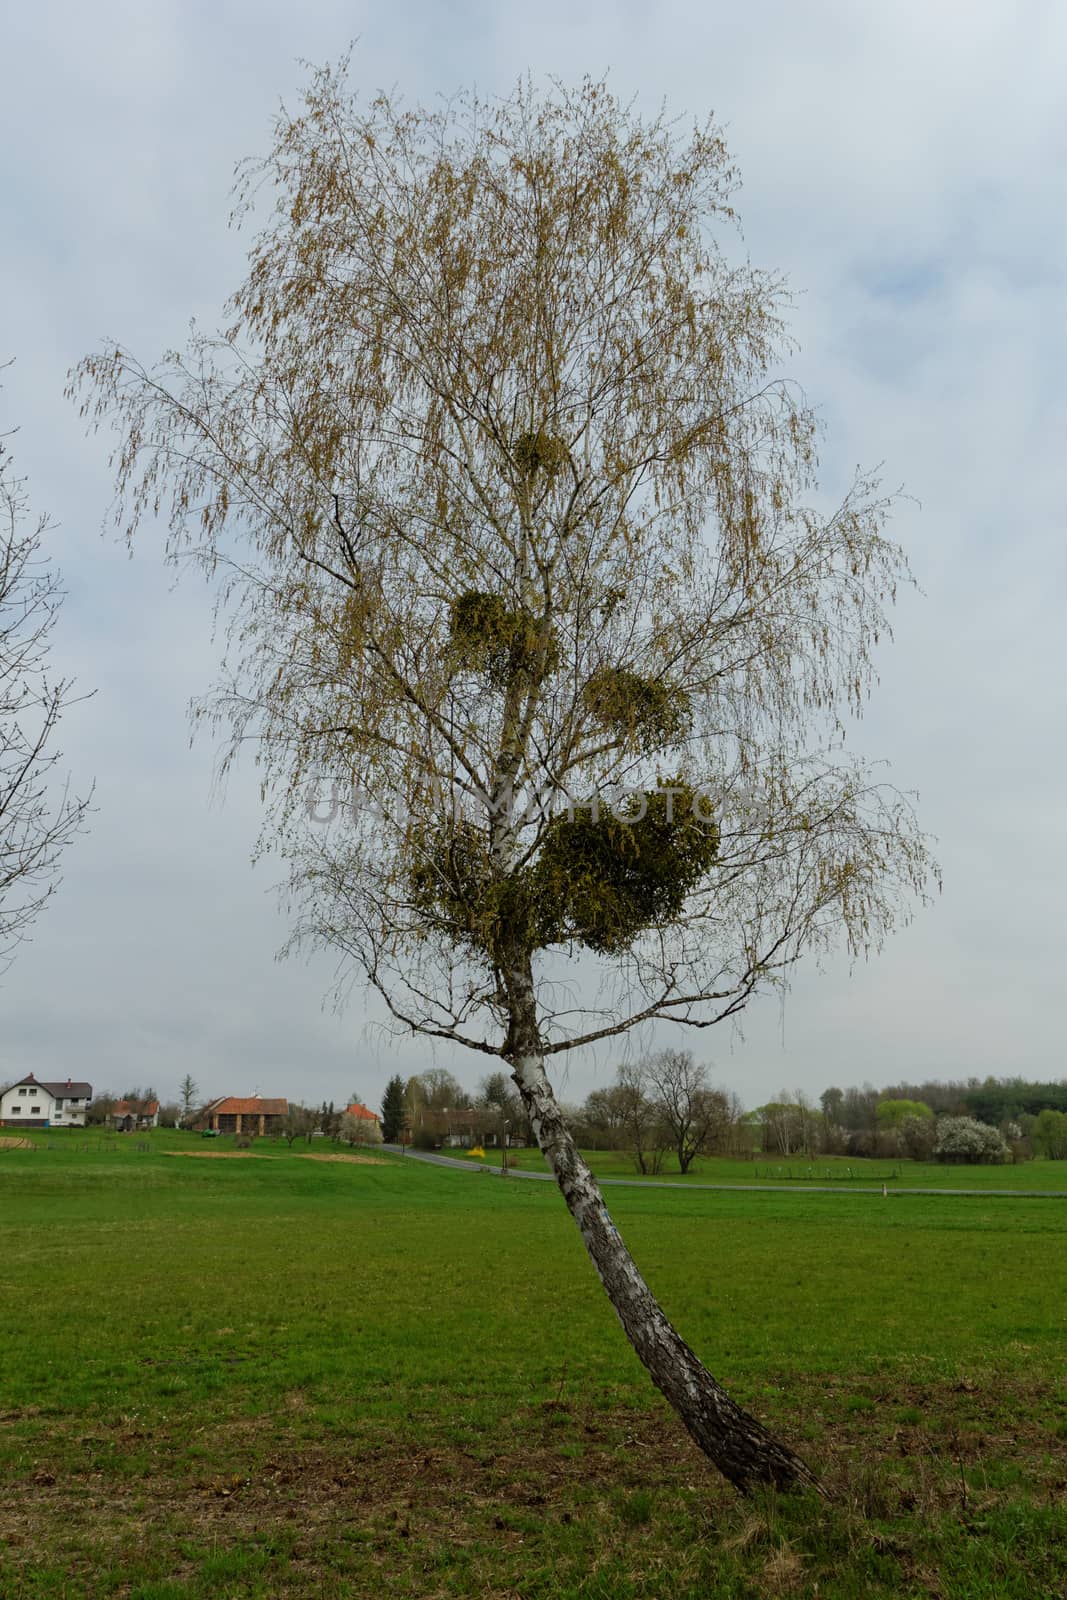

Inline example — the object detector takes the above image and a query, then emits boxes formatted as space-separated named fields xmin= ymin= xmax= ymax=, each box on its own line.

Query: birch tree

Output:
xmin=73 ymin=61 xmax=936 ymax=1493
xmin=1 ymin=380 xmax=91 ymax=968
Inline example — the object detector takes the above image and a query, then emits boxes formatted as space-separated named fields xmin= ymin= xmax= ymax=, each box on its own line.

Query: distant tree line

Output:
xmin=385 ymin=1052 xmax=744 ymax=1173
xmin=810 ymin=1075 xmax=1067 ymax=1163
xmin=562 ymin=1070 xmax=1067 ymax=1168
xmin=74 ymin=1068 xmax=1067 ymax=1168
xmin=820 ymin=1076 xmax=1067 ymax=1129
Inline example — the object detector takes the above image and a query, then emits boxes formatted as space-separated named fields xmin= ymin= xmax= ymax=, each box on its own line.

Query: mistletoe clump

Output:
xmin=409 ymin=819 xmax=492 ymax=950
xmin=583 ymin=666 xmax=692 ymax=753
xmin=534 ymin=783 xmax=719 ymax=954
xmin=409 ymin=820 xmax=543 ymax=957
xmin=410 ymin=783 xmax=718 ymax=960
xmin=448 ymin=591 xmax=558 ymax=689
xmin=513 ymin=429 xmax=569 ymax=480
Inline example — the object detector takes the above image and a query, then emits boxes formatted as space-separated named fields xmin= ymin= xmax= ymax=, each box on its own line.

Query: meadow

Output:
xmin=0 ymin=1129 xmax=1064 ymax=1598
xmin=449 ymin=1143 xmax=1067 ymax=1190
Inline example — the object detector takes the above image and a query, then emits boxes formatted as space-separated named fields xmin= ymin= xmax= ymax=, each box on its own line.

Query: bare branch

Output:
xmin=0 ymin=385 xmax=92 ymax=968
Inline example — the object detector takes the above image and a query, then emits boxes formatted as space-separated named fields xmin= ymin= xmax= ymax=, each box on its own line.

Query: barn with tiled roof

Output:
xmin=203 ymin=1096 xmax=289 ymax=1135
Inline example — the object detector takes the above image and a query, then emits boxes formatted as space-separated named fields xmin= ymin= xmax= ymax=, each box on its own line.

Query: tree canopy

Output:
xmin=74 ymin=63 xmax=934 ymax=1059
xmin=876 ymin=1097 xmax=933 ymax=1127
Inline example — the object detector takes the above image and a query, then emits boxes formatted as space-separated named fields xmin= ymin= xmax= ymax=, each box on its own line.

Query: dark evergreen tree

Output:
xmin=380 ymin=1075 xmax=406 ymax=1144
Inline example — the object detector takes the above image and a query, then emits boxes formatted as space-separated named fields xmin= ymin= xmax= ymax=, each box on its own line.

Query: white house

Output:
xmin=0 ymin=1074 xmax=93 ymax=1128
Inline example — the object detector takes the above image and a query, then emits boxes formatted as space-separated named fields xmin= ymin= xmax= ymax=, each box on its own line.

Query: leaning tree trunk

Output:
xmin=505 ymin=959 xmax=827 ymax=1498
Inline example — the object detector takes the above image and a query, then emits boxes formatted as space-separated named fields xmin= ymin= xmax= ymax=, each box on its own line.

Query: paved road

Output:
xmin=386 ymin=1147 xmax=1067 ymax=1198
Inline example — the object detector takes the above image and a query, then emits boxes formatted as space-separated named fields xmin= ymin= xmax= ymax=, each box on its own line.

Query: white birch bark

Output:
xmin=507 ymin=956 xmax=825 ymax=1496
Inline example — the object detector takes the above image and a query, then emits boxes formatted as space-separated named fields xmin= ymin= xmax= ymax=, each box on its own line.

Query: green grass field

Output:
xmin=1 ymin=1130 xmax=1064 ymax=1597
xmin=450 ymin=1143 xmax=1067 ymax=1189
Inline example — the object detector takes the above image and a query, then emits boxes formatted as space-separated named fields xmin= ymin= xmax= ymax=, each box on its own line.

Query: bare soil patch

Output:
xmin=0 ymin=1137 xmax=32 ymax=1150
xmin=2 ymin=1388 xmax=1064 ymax=1595
xmin=299 ymin=1152 xmax=387 ymax=1164
xmin=1 ymin=1406 xmax=719 ymax=1553
xmin=159 ymin=1150 xmax=385 ymax=1163
xmin=162 ymin=1151 xmax=273 ymax=1159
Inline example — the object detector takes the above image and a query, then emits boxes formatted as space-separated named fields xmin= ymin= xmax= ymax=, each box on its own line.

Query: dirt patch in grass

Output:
xmin=159 ymin=1150 xmax=386 ymax=1163
xmin=0 ymin=1137 xmax=32 ymax=1150
xmin=2 ymin=1406 xmax=722 ymax=1548
xmin=162 ymin=1151 xmax=275 ymax=1159
xmin=298 ymin=1152 xmax=387 ymax=1164
xmin=7 ymin=1380 xmax=1064 ymax=1525
xmin=2 ymin=1389 xmax=1064 ymax=1597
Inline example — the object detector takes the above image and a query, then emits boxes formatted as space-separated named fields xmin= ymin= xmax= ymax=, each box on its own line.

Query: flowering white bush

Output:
xmin=898 ymin=1113 xmax=937 ymax=1161
xmin=934 ymin=1116 xmax=1008 ymax=1164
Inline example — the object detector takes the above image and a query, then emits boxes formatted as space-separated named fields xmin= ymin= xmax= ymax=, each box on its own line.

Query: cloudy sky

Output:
xmin=3 ymin=1 xmax=1065 ymax=1113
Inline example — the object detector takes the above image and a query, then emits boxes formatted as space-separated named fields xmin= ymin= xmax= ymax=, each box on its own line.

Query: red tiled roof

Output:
xmin=212 ymin=1097 xmax=288 ymax=1116
xmin=113 ymin=1100 xmax=159 ymax=1117
xmin=345 ymin=1103 xmax=380 ymax=1121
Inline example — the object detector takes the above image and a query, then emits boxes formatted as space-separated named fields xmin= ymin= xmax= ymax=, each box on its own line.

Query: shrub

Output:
xmin=899 ymin=1114 xmax=937 ymax=1161
xmin=1033 ymin=1108 xmax=1067 ymax=1160
xmin=934 ymin=1116 xmax=1008 ymax=1164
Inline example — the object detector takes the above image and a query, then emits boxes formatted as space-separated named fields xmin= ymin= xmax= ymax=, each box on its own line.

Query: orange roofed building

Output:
xmin=111 ymin=1098 xmax=160 ymax=1132
xmin=344 ymin=1102 xmax=383 ymax=1143
xmin=203 ymin=1096 xmax=288 ymax=1136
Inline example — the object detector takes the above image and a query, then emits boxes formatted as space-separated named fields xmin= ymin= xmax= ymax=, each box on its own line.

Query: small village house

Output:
xmin=110 ymin=1098 xmax=160 ymax=1132
xmin=0 ymin=1074 xmax=93 ymax=1129
xmin=344 ymin=1102 xmax=384 ymax=1143
xmin=410 ymin=1104 xmax=503 ymax=1148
